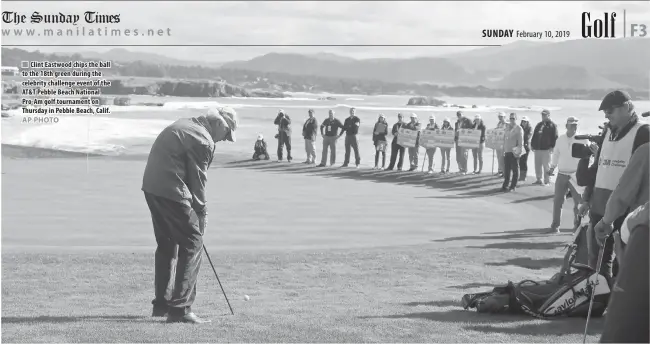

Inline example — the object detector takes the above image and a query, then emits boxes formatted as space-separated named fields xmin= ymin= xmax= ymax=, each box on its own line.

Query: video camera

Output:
xmin=571 ymin=122 xmax=609 ymax=159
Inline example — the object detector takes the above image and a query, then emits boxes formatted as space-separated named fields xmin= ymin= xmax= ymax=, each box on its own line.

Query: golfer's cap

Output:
xmin=599 ymin=90 xmax=631 ymax=111
xmin=397 ymin=113 xmax=403 ymax=117
xmin=474 ymin=114 xmax=481 ymax=120
xmin=566 ymin=116 xmax=579 ymax=124
xmin=207 ymin=107 xmax=238 ymax=142
xmin=521 ymin=116 xmax=530 ymax=121
xmin=541 ymin=109 xmax=551 ymax=116
xmin=379 ymin=113 xmax=386 ymax=118
xmin=257 ymin=133 xmax=263 ymax=140
xmin=308 ymin=109 xmax=314 ymax=113
xmin=456 ymin=111 xmax=463 ymax=116
xmin=429 ymin=114 xmax=436 ymax=120
xmin=410 ymin=113 xmax=418 ymax=118
xmin=497 ymin=112 xmax=505 ymax=117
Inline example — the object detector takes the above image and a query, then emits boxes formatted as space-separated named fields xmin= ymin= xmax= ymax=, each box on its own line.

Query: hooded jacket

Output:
xmin=142 ymin=115 xmax=216 ymax=217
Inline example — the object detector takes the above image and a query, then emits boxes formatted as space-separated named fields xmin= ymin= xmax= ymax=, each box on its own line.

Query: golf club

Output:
xmin=582 ymin=232 xmax=611 ymax=343
xmin=203 ymin=245 xmax=234 ymax=315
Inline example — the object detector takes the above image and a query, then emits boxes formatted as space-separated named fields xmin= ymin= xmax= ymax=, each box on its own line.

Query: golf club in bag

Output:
xmin=203 ymin=245 xmax=234 ymax=315
xmin=582 ymin=232 xmax=611 ymax=344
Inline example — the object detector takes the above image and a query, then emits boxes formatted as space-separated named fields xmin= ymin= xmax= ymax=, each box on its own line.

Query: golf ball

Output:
xmin=244 ymin=295 xmax=250 ymax=301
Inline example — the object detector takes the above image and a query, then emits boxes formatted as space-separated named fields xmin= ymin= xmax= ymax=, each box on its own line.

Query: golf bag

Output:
xmin=462 ymin=217 xmax=612 ymax=319
xmin=252 ymin=139 xmax=270 ymax=160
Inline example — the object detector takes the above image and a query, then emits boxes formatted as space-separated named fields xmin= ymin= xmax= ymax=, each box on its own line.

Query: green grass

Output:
xmin=1 ymin=157 xmax=603 ymax=343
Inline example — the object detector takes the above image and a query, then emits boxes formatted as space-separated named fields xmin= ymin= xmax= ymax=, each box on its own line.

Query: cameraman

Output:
xmin=577 ymin=90 xmax=649 ymax=280
xmin=274 ymin=109 xmax=293 ymax=162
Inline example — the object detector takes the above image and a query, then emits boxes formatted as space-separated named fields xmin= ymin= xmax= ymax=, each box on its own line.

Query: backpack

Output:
xmin=461 ymin=218 xmax=611 ymax=319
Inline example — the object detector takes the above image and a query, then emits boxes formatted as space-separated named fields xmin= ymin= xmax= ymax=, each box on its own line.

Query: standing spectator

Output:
xmin=439 ymin=118 xmax=453 ymax=174
xmin=501 ymin=112 xmax=524 ymax=192
xmin=519 ymin=116 xmax=532 ymax=182
xmin=404 ymin=113 xmax=422 ymax=171
xmin=547 ymin=117 xmax=588 ymax=233
xmin=424 ymin=115 xmax=439 ymax=173
xmin=386 ymin=113 xmax=406 ymax=171
xmin=495 ymin=112 xmax=507 ymax=176
xmin=530 ymin=109 xmax=558 ymax=185
xmin=578 ymin=90 xmax=649 ymax=280
xmin=470 ymin=114 xmax=486 ymax=174
xmin=302 ymin=109 xmax=319 ymax=164
xmin=317 ymin=110 xmax=344 ymax=167
xmin=274 ymin=109 xmax=293 ymax=162
xmin=455 ymin=111 xmax=474 ymax=174
xmin=372 ymin=114 xmax=389 ymax=170
xmin=339 ymin=107 xmax=361 ymax=168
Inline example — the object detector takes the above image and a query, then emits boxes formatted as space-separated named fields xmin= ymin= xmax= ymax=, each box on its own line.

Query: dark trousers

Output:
xmin=343 ymin=134 xmax=360 ymax=165
xmin=387 ymin=138 xmax=405 ymax=170
xmin=144 ymin=192 xmax=203 ymax=316
xmin=502 ymin=152 xmax=519 ymax=189
xmin=600 ymin=224 xmax=649 ymax=343
xmin=277 ymin=131 xmax=292 ymax=160
xmin=588 ymin=212 xmax=623 ymax=279
xmin=519 ymin=148 xmax=530 ymax=180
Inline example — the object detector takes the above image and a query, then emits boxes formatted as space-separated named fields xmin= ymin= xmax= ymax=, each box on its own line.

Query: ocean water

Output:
xmin=2 ymin=93 xmax=648 ymax=162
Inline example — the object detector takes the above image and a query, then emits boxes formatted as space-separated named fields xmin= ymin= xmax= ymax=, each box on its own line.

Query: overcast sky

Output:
xmin=2 ymin=1 xmax=648 ymax=62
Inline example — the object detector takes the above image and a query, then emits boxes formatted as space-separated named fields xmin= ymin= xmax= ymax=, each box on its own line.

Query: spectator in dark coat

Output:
xmin=386 ymin=113 xmax=406 ymax=170
xmin=302 ymin=109 xmax=319 ymax=164
xmin=530 ymin=109 xmax=558 ymax=185
xmin=470 ymin=114 xmax=486 ymax=174
xmin=274 ymin=109 xmax=292 ymax=162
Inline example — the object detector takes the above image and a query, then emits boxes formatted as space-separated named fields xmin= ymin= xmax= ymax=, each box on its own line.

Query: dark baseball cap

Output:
xmin=599 ymin=90 xmax=631 ymax=111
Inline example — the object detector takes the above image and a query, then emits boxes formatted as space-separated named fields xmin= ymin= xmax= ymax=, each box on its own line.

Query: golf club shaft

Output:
xmin=582 ymin=233 xmax=609 ymax=343
xmin=203 ymin=245 xmax=235 ymax=315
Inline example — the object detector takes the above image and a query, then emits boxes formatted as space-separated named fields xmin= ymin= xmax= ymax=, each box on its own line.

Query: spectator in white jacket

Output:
xmin=547 ymin=116 xmax=589 ymax=233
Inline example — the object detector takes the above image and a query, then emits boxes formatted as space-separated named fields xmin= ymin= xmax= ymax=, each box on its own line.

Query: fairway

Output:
xmin=1 ymin=156 xmax=604 ymax=343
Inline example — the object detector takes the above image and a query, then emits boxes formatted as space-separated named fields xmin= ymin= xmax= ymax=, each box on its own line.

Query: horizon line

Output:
xmin=2 ymin=44 xmax=502 ymax=47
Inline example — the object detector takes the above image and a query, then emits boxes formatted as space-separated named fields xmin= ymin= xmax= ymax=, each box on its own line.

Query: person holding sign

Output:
xmin=373 ymin=114 xmax=389 ymax=170
xmin=519 ymin=116 xmax=532 ymax=182
xmin=470 ymin=114 xmax=487 ymax=174
xmin=317 ymin=110 xmax=344 ymax=167
xmin=404 ymin=113 xmax=422 ymax=171
xmin=440 ymin=118 xmax=453 ymax=173
xmin=386 ymin=113 xmax=406 ymax=171
xmin=495 ymin=112 xmax=507 ymax=176
xmin=340 ymin=107 xmax=361 ymax=168
xmin=424 ymin=115 xmax=440 ymax=173
xmin=455 ymin=112 xmax=474 ymax=174
xmin=501 ymin=113 xmax=524 ymax=192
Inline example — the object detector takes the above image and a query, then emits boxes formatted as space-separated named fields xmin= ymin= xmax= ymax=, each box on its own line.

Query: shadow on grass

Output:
xmin=485 ymin=257 xmax=565 ymax=270
xmin=1 ymin=315 xmax=149 ymax=324
xmin=446 ymin=282 xmax=501 ymax=290
xmin=359 ymin=309 xmax=528 ymax=324
xmin=403 ymin=300 xmax=459 ymax=307
xmin=464 ymin=317 xmax=605 ymax=336
xmin=433 ymin=228 xmax=560 ymax=243
xmin=222 ymin=159 xmax=521 ymax=195
xmin=467 ymin=241 xmax=567 ymax=250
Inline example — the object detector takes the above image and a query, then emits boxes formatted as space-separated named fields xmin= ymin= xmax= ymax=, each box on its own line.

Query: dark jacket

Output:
xmin=521 ymin=122 xmax=532 ymax=151
xmin=302 ymin=117 xmax=319 ymax=140
xmin=454 ymin=117 xmax=473 ymax=142
xmin=142 ymin=116 xmax=216 ymax=217
xmin=274 ymin=113 xmax=292 ymax=133
xmin=373 ymin=120 xmax=389 ymax=144
xmin=531 ymin=120 xmax=558 ymax=150
xmin=578 ymin=115 xmax=649 ymax=215
xmin=321 ymin=117 xmax=343 ymax=137
xmin=441 ymin=122 xmax=453 ymax=131
xmin=254 ymin=139 xmax=267 ymax=155
xmin=404 ymin=121 xmax=422 ymax=146
xmin=342 ymin=115 xmax=361 ymax=135
xmin=391 ymin=122 xmax=405 ymax=136
xmin=472 ymin=120 xmax=486 ymax=143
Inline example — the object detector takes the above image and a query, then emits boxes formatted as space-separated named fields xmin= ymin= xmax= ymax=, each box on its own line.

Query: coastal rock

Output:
xmin=407 ymin=96 xmax=447 ymax=106
xmin=113 ymin=97 xmax=131 ymax=106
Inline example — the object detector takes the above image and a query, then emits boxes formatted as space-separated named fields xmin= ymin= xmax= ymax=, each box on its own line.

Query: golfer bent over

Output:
xmin=142 ymin=107 xmax=238 ymax=324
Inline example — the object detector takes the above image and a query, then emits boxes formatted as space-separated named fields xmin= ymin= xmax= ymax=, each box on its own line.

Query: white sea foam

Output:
xmin=2 ymin=115 xmax=172 ymax=155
